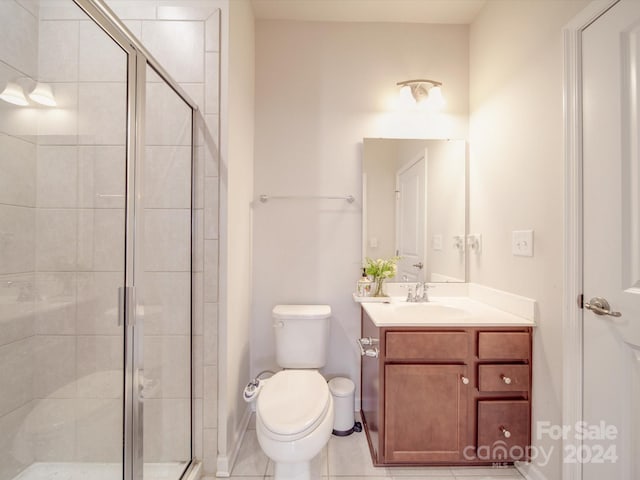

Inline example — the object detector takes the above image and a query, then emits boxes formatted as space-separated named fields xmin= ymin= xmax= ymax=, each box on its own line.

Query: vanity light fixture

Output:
xmin=0 ymin=81 xmax=29 ymax=106
xmin=396 ymin=79 xmax=445 ymax=109
xmin=28 ymin=82 xmax=57 ymax=106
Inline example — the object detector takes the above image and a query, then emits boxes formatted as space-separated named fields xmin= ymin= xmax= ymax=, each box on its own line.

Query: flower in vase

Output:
xmin=364 ymin=256 xmax=400 ymax=296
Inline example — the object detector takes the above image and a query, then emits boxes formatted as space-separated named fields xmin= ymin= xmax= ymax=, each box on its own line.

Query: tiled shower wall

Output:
xmin=0 ymin=2 xmax=38 ymax=479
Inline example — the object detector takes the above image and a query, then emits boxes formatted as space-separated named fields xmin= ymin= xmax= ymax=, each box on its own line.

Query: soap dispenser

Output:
xmin=356 ymin=268 xmax=372 ymax=297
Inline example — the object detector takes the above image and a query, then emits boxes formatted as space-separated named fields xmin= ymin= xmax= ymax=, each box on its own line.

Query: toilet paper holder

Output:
xmin=357 ymin=337 xmax=379 ymax=358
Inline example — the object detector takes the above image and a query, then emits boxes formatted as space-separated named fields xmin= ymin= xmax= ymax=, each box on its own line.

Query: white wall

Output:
xmin=218 ymin=0 xmax=255 ymax=475
xmin=468 ymin=1 xmax=588 ymax=478
xmin=253 ymin=20 xmax=469 ymax=405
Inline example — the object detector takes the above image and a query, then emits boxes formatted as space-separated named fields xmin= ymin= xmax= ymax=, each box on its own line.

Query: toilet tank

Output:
xmin=272 ymin=305 xmax=331 ymax=368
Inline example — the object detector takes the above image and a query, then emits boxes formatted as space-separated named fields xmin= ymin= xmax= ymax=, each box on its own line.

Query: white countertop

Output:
xmin=360 ymin=296 xmax=536 ymax=327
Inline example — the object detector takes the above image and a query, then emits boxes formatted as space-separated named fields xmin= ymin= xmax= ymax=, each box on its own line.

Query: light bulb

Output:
xmin=398 ymin=85 xmax=415 ymax=108
xmin=427 ymin=85 xmax=446 ymax=110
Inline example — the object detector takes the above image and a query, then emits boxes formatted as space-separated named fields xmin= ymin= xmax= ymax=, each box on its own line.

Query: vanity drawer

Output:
xmin=478 ymin=364 xmax=530 ymax=392
xmin=385 ymin=331 xmax=468 ymax=361
xmin=477 ymin=400 xmax=530 ymax=460
xmin=478 ymin=332 xmax=530 ymax=360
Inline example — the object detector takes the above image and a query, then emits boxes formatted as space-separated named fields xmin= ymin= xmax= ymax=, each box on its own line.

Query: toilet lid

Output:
xmin=257 ymin=370 xmax=330 ymax=439
xmin=272 ymin=304 xmax=331 ymax=320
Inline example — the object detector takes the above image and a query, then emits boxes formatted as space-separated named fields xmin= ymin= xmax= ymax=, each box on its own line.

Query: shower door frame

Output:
xmin=71 ymin=2 xmax=199 ymax=480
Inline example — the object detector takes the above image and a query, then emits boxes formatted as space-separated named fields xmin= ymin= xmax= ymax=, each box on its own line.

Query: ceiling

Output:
xmin=250 ymin=0 xmax=487 ymax=25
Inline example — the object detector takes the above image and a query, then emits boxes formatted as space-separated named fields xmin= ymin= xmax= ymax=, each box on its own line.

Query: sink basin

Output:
xmin=391 ymin=302 xmax=469 ymax=321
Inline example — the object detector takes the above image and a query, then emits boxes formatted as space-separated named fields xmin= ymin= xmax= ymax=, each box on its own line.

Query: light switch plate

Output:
xmin=512 ymin=230 xmax=534 ymax=256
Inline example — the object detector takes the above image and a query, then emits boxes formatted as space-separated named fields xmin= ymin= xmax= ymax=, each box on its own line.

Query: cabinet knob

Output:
xmin=500 ymin=374 xmax=512 ymax=385
xmin=461 ymin=376 xmax=470 ymax=385
xmin=500 ymin=426 xmax=511 ymax=438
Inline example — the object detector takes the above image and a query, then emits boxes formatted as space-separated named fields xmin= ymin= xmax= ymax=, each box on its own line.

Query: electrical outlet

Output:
xmin=512 ymin=230 xmax=534 ymax=256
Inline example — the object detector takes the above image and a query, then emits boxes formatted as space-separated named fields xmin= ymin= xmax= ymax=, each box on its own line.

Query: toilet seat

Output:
xmin=257 ymin=370 xmax=330 ymax=442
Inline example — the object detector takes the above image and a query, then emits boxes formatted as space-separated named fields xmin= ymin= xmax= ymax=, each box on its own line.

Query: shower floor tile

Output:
xmin=13 ymin=462 xmax=189 ymax=480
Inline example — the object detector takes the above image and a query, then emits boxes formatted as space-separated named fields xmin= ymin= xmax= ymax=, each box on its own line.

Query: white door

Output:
xmin=582 ymin=1 xmax=640 ymax=478
xmin=396 ymin=154 xmax=426 ymax=282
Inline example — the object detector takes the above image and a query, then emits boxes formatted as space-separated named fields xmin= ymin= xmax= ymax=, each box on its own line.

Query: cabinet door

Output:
xmin=384 ymin=364 xmax=469 ymax=463
xmin=477 ymin=400 xmax=530 ymax=462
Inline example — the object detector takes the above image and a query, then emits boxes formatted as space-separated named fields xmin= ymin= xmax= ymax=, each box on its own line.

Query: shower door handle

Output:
xmin=118 ymin=287 xmax=125 ymax=326
xmin=118 ymin=286 xmax=136 ymax=327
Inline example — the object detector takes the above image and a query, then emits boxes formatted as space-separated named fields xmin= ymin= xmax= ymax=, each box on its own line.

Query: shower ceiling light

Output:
xmin=28 ymin=82 xmax=57 ymax=106
xmin=0 ymin=81 xmax=29 ymax=106
xmin=396 ymin=79 xmax=445 ymax=109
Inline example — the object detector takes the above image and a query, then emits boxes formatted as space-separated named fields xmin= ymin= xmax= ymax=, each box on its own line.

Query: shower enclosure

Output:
xmin=0 ymin=1 xmax=197 ymax=480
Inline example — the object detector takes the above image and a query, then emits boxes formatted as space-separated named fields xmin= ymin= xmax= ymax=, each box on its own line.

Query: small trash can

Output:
xmin=328 ymin=377 xmax=356 ymax=436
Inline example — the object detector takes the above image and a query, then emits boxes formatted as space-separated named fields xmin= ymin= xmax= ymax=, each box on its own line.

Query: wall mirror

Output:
xmin=362 ymin=138 xmax=467 ymax=283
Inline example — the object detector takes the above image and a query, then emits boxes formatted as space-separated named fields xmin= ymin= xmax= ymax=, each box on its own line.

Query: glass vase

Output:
xmin=373 ymin=276 xmax=385 ymax=297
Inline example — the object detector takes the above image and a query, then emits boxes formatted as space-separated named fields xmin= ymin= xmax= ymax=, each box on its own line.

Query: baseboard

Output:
xmin=215 ymin=405 xmax=252 ymax=477
xmin=214 ymin=457 xmax=230 ymax=478
xmin=515 ymin=461 xmax=548 ymax=480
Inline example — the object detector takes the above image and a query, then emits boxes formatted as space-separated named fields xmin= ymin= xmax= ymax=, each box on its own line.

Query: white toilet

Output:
xmin=255 ymin=305 xmax=334 ymax=480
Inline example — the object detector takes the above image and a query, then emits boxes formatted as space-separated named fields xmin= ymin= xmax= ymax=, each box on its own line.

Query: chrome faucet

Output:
xmin=404 ymin=281 xmax=434 ymax=302
xmin=413 ymin=282 xmax=433 ymax=302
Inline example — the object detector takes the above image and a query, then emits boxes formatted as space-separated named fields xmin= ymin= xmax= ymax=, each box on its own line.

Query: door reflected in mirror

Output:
xmin=362 ymin=138 xmax=466 ymax=283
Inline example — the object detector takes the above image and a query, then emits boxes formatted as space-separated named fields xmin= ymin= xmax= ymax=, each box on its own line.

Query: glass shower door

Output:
xmin=140 ymin=64 xmax=193 ymax=480
xmin=73 ymin=13 xmax=129 ymax=479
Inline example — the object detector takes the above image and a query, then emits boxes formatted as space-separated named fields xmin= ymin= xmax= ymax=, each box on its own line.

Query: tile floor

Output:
xmin=230 ymin=415 xmax=524 ymax=480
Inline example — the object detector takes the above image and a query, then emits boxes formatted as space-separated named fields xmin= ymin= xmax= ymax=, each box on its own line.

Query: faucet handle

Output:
xmin=419 ymin=283 xmax=433 ymax=302
xmin=406 ymin=286 xmax=414 ymax=302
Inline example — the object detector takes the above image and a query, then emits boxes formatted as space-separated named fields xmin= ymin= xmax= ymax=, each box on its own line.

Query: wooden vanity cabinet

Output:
xmin=360 ymin=308 xmax=532 ymax=466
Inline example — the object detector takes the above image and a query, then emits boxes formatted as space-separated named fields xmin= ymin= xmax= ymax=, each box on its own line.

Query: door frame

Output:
xmin=563 ymin=2 xmax=619 ymax=480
